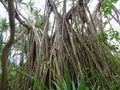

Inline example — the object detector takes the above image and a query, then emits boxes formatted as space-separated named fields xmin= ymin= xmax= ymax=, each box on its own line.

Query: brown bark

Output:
xmin=0 ymin=0 xmax=15 ymax=90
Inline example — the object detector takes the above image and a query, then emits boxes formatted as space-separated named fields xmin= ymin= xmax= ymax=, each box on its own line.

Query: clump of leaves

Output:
xmin=0 ymin=18 xmax=8 ymax=31
xmin=53 ymin=66 xmax=90 ymax=90
xmin=0 ymin=18 xmax=8 ymax=56
xmin=13 ymin=68 xmax=49 ymax=90
xmin=98 ymin=28 xmax=120 ymax=51
xmin=98 ymin=32 xmax=108 ymax=42
xmin=102 ymin=0 xmax=118 ymax=15
xmin=107 ymin=28 xmax=120 ymax=40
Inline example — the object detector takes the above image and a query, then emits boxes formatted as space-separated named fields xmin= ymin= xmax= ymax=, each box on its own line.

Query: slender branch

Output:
xmin=0 ymin=0 xmax=8 ymax=10
xmin=13 ymin=30 xmax=27 ymax=44
xmin=0 ymin=0 xmax=32 ymax=30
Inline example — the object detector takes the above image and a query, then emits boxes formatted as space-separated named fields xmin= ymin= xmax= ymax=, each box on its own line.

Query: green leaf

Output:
xmin=72 ymin=81 xmax=76 ymax=90
xmin=77 ymin=76 xmax=86 ymax=90
xmin=109 ymin=45 xmax=118 ymax=50
xmin=98 ymin=32 xmax=108 ymax=42
xmin=65 ymin=65 xmax=71 ymax=90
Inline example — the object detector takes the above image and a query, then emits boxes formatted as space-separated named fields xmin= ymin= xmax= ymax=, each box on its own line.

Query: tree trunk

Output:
xmin=0 ymin=0 xmax=15 ymax=89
